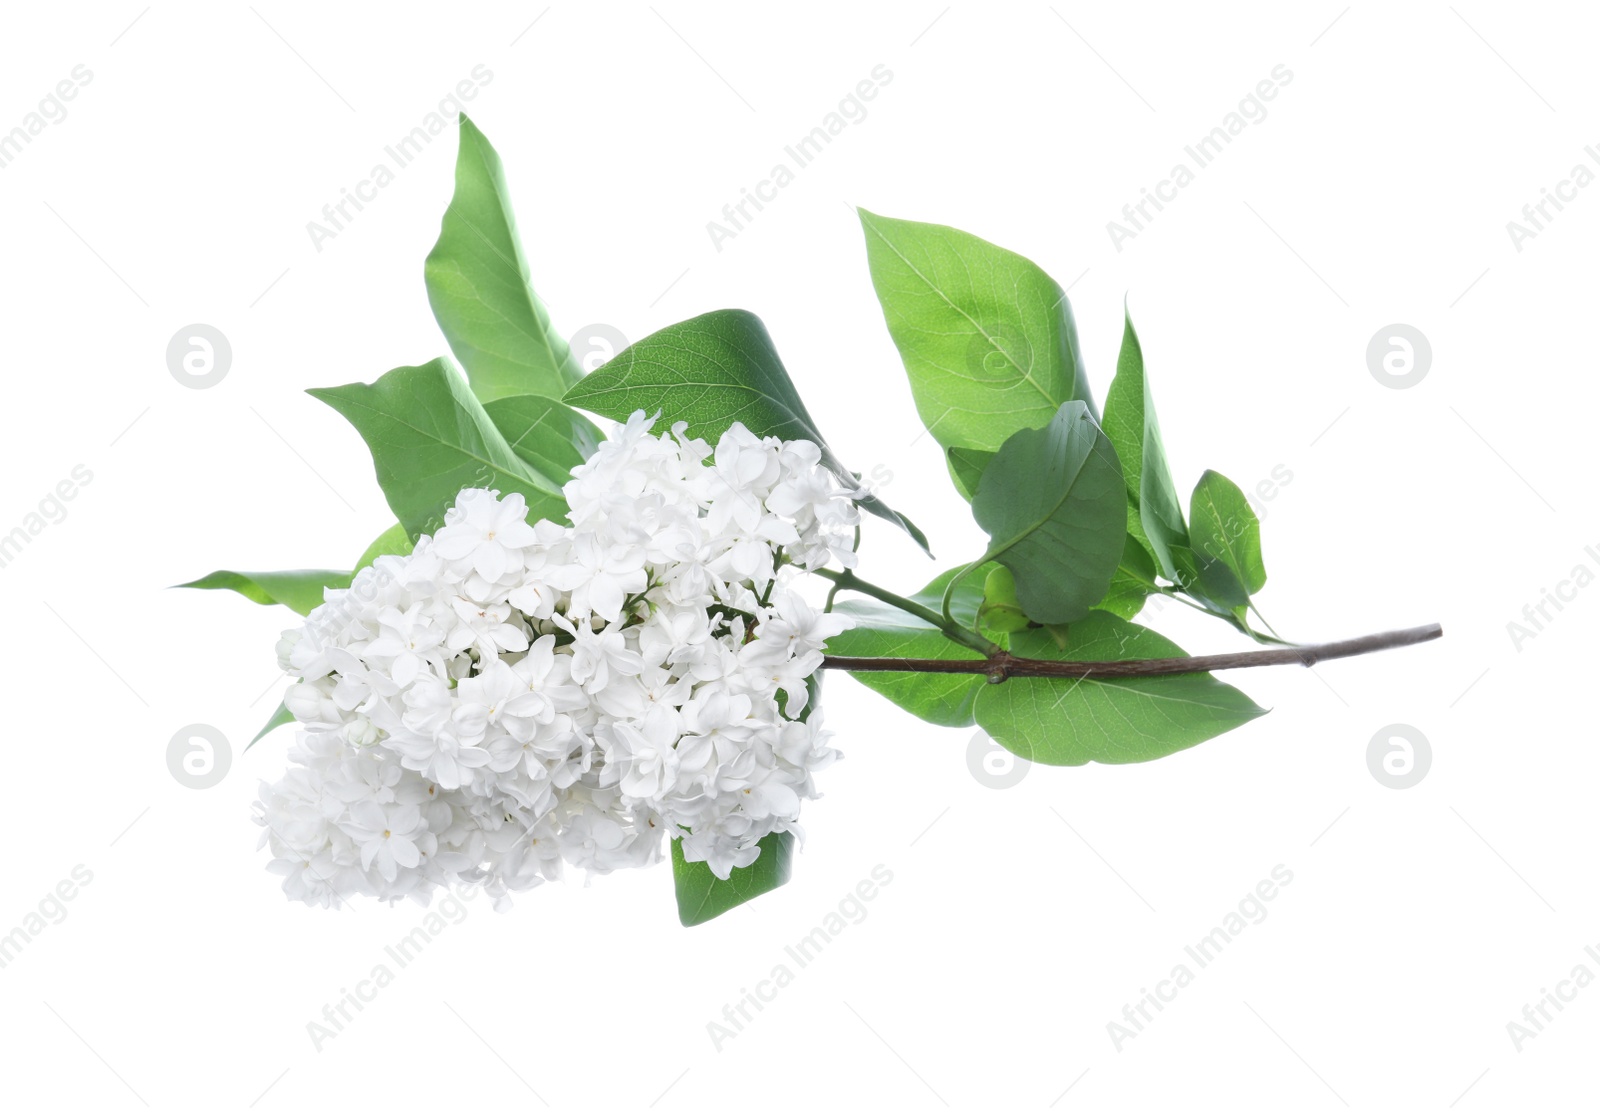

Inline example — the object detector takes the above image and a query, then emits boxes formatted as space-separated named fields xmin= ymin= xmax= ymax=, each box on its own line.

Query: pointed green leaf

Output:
xmin=827 ymin=608 xmax=985 ymax=727
xmin=858 ymin=209 xmax=1097 ymax=456
xmin=1102 ymin=312 xmax=1187 ymax=580
xmin=176 ymin=569 xmax=351 ymax=616
xmin=308 ymin=358 xmax=566 ymax=541
xmin=1190 ymin=469 xmax=1266 ymax=607
xmin=969 ymin=402 xmax=1125 ymax=625
xmin=484 ymin=393 xmax=601 ymax=483
xmin=564 ymin=308 xmax=931 ymax=555
xmin=975 ymin=616 xmax=1267 ymax=765
xmin=424 ymin=115 xmax=582 ymax=403
xmin=1101 ymin=532 xmax=1160 ymax=620
xmin=826 ymin=565 xmax=992 ymax=727
xmin=249 ymin=700 xmax=295 ymax=750
xmin=671 ymin=830 xmax=794 ymax=926
xmin=946 ymin=445 xmax=994 ymax=502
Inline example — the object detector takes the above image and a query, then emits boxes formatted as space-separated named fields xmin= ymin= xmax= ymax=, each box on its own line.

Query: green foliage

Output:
xmin=175 ymin=568 xmax=350 ymax=615
xmin=975 ymin=616 xmax=1267 ymax=765
xmin=977 ymin=566 xmax=1030 ymax=634
xmin=859 ymin=209 xmax=1098 ymax=455
xmin=826 ymin=566 xmax=992 ymax=727
xmin=1102 ymin=312 xmax=1188 ymax=581
xmin=485 ymin=393 xmax=601 ymax=484
xmin=1101 ymin=533 xmax=1160 ymax=620
xmin=968 ymin=402 xmax=1125 ymax=625
xmin=250 ymin=701 xmax=295 ymax=751
xmin=946 ymin=445 xmax=993 ymax=501
xmin=309 ymin=358 xmax=567 ymax=540
xmin=1190 ymin=469 xmax=1266 ymax=608
xmin=671 ymin=830 xmax=795 ymax=926
xmin=424 ymin=116 xmax=583 ymax=404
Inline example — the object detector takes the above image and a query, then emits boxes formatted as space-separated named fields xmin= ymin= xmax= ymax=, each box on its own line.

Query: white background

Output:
xmin=0 ymin=2 xmax=1591 ymax=1111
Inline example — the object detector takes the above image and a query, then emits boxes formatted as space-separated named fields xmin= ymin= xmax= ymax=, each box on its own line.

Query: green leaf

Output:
xmin=968 ymin=402 xmax=1126 ymax=625
xmin=564 ymin=308 xmax=931 ymax=555
xmin=975 ymin=615 xmax=1267 ymax=765
xmin=1189 ymin=469 xmax=1266 ymax=607
xmin=1125 ymin=500 xmax=1155 ymax=568
xmin=353 ymin=523 xmax=414 ymax=573
xmin=908 ymin=563 xmax=992 ymax=628
xmin=249 ymin=700 xmax=295 ymax=750
xmin=672 ymin=829 xmax=794 ymax=926
xmin=176 ymin=569 xmax=351 ymax=616
xmin=858 ymin=208 xmax=1097 ymax=456
xmin=308 ymin=358 xmax=567 ymax=541
xmin=977 ymin=565 xmax=1030 ymax=634
xmin=825 ymin=565 xmax=991 ymax=727
xmin=1101 ymin=532 xmax=1159 ymax=620
xmin=1102 ymin=311 xmax=1187 ymax=580
xmin=424 ymin=115 xmax=582 ymax=403
xmin=828 ymin=603 xmax=988 ymax=727
xmin=946 ymin=445 xmax=994 ymax=502
xmin=484 ymin=393 xmax=601 ymax=483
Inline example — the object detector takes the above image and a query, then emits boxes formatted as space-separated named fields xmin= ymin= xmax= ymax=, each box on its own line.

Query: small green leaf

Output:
xmin=484 ymin=393 xmax=601 ymax=484
xmin=975 ymin=615 xmax=1267 ymax=765
xmin=908 ymin=563 xmax=993 ymax=628
xmin=565 ymin=308 xmax=931 ymax=555
xmin=969 ymin=402 xmax=1125 ymax=625
xmin=672 ymin=830 xmax=795 ymax=926
xmin=946 ymin=445 xmax=994 ymax=502
xmin=1100 ymin=532 xmax=1160 ymax=620
xmin=176 ymin=569 xmax=351 ymax=616
xmin=309 ymin=358 xmax=567 ymax=541
xmin=977 ymin=566 xmax=1030 ymax=634
xmin=249 ymin=700 xmax=295 ymax=750
xmin=826 ymin=565 xmax=992 ymax=727
xmin=424 ymin=116 xmax=583 ymax=403
xmin=353 ymin=523 xmax=413 ymax=573
xmin=1190 ymin=469 xmax=1266 ymax=607
xmin=858 ymin=209 xmax=1097 ymax=455
xmin=1102 ymin=311 xmax=1187 ymax=580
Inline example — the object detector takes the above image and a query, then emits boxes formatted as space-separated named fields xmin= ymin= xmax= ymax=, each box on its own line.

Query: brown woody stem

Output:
xmin=821 ymin=623 xmax=1442 ymax=681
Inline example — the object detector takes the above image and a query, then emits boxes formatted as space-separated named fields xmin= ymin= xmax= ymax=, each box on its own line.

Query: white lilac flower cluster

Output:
xmin=255 ymin=412 xmax=858 ymax=910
